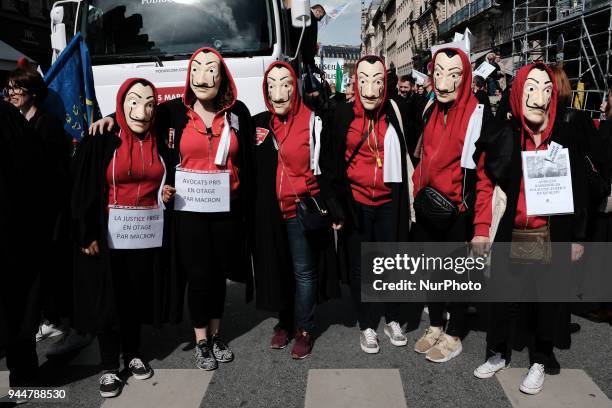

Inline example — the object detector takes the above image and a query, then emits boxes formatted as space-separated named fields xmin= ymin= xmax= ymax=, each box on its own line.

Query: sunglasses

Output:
xmin=2 ymin=85 xmax=28 ymax=97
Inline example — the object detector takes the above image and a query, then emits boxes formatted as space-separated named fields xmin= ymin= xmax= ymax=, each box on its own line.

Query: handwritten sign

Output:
xmin=174 ymin=169 xmax=230 ymax=213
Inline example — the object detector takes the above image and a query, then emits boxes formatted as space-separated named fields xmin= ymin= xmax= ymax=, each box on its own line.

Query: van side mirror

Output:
xmin=291 ymin=0 xmax=311 ymax=28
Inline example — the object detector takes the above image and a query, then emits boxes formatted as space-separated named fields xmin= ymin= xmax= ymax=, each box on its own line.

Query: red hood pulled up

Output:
xmin=182 ymin=47 xmax=237 ymax=114
xmin=509 ymin=62 xmax=558 ymax=142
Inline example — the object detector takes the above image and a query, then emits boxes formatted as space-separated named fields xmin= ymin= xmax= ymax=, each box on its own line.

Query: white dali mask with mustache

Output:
xmin=522 ymin=68 xmax=553 ymax=130
xmin=433 ymin=52 xmax=463 ymax=104
xmin=357 ymin=59 xmax=385 ymax=111
xmin=190 ymin=51 xmax=222 ymax=102
xmin=123 ymin=82 xmax=155 ymax=134
xmin=267 ymin=66 xmax=294 ymax=115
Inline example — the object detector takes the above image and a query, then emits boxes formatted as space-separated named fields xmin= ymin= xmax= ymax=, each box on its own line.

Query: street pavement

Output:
xmin=1 ymin=282 xmax=611 ymax=408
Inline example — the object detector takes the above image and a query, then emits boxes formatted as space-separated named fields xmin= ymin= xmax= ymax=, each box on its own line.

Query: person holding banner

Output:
xmin=473 ymin=63 xmax=588 ymax=395
xmin=252 ymin=62 xmax=344 ymax=359
xmin=319 ymin=55 xmax=413 ymax=354
xmin=72 ymin=78 xmax=171 ymax=398
xmin=411 ymin=47 xmax=494 ymax=363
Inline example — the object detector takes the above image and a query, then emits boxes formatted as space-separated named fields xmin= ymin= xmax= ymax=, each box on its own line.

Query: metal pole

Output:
xmin=582 ymin=16 xmax=606 ymax=85
xmin=580 ymin=39 xmax=601 ymax=90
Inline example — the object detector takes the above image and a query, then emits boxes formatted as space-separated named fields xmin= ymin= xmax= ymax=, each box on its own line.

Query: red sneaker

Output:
xmin=270 ymin=327 xmax=290 ymax=349
xmin=291 ymin=330 xmax=312 ymax=359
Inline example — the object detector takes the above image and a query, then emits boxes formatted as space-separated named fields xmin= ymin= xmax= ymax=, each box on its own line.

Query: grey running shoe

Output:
xmin=212 ymin=335 xmax=234 ymax=363
xmin=195 ymin=339 xmax=218 ymax=371
xmin=384 ymin=321 xmax=408 ymax=346
xmin=360 ymin=328 xmax=380 ymax=354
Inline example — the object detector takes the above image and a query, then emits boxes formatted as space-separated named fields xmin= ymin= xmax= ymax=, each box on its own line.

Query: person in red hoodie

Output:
xmin=472 ymin=63 xmax=587 ymax=395
xmin=90 ymin=48 xmax=255 ymax=372
xmin=252 ymin=62 xmax=343 ymax=359
xmin=319 ymin=55 xmax=414 ymax=354
xmin=411 ymin=47 xmax=494 ymax=363
xmin=72 ymin=78 xmax=172 ymax=398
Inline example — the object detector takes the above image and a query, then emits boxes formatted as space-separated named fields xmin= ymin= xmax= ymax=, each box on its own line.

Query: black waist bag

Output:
xmin=413 ymin=186 xmax=459 ymax=231
xmin=296 ymin=195 xmax=330 ymax=231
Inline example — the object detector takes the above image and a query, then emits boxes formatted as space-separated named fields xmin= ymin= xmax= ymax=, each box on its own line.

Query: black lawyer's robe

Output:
xmin=0 ymin=101 xmax=46 ymax=348
xmin=71 ymin=131 xmax=172 ymax=333
xmin=251 ymin=111 xmax=343 ymax=312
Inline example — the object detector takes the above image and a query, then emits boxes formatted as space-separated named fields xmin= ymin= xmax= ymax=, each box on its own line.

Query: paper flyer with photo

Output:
xmin=473 ymin=61 xmax=496 ymax=79
xmin=521 ymin=148 xmax=574 ymax=216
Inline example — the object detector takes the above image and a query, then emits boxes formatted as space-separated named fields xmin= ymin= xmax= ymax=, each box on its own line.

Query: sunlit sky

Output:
xmin=317 ymin=0 xmax=362 ymax=46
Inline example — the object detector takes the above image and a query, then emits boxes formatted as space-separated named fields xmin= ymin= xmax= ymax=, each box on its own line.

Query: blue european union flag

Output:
xmin=43 ymin=33 xmax=100 ymax=142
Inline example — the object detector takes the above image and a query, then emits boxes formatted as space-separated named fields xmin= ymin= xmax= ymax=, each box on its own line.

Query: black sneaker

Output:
xmin=99 ymin=372 xmax=122 ymax=398
xmin=128 ymin=358 xmax=153 ymax=380
xmin=195 ymin=339 xmax=218 ymax=371
xmin=212 ymin=335 xmax=234 ymax=363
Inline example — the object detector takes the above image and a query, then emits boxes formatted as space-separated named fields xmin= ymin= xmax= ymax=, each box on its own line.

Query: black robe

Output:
xmin=319 ymin=101 xmax=413 ymax=244
xmin=482 ymin=109 xmax=589 ymax=352
xmin=71 ymin=131 xmax=172 ymax=333
xmin=154 ymin=98 xmax=256 ymax=320
xmin=0 ymin=101 xmax=46 ymax=348
xmin=30 ymin=109 xmax=74 ymax=321
xmin=251 ymin=111 xmax=343 ymax=312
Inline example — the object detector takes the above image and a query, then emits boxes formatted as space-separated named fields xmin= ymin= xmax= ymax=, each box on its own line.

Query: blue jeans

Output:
xmin=285 ymin=218 xmax=318 ymax=332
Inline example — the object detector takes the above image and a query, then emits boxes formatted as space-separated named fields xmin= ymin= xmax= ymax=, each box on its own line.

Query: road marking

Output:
xmin=496 ymin=368 xmax=612 ymax=408
xmin=305 ymin=369 xmax=408 ymax=408
xmin=0 ymin=371 xmax=8 ymax=398
xmin=102 ymin=369 xmax=214 ymax=408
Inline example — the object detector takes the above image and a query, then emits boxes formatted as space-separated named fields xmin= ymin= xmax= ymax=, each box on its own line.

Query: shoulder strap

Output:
xmin=346 ymin=125 xmax=370 ymax=168
xmin=389 ymin=99 xmax=404 ymax=135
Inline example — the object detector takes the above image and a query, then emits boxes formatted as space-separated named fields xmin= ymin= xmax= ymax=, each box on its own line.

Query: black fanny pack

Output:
xmin=296 ymin=195 xmax=330 ymax=231
xmin=413 ymin=186 xmax=459 ymax=231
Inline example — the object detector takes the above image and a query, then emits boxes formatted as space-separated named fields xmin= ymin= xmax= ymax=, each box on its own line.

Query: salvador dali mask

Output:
xmin=357 ymin=59 xmax=385 ymax=111
xmin=123 ymin=82 xmax=155 ymax=134
xmin=433 ymin=52 xmax=464 ymax=104
xmin=267 ymin=66 xmax=294 ymax=115
xmin=190 ymin=51 xmax=222 ymax=102
xmin=522 ymin=67 xmax=553 ymax=130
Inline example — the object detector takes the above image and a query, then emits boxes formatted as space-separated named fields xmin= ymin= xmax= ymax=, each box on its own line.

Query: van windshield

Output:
xmin=85 ymin=0 xmax=275 ymax=63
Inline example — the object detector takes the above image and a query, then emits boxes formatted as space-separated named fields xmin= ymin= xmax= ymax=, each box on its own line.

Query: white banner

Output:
xmin=107 ymin=206 xmax=164 ymax=249
xmin=522 ymin=148 xmax=574 ymax=216
xmin=173 ymin=169 xmax=230 ymax=213
xmin=314 ymin=57 xmax=346 ymax=84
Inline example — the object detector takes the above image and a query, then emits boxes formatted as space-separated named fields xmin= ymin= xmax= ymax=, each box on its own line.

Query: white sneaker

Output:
xmin=519 ymin=363 xmax=545 ymax=395
xmin=46 ymin=329 xmax=92 ymax=356
xmin=36 ymin=323 xmax=65 ymax=342
xmin=474 ymin=353 xmax=509 ymax=379
xmin=360 ymin=328 xmax=380 ymax=354
xmin=383 ymin=321 xmax=408 ymax=346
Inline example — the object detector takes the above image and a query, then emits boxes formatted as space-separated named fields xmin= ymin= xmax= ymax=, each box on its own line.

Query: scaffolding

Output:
xmin=512 ymin=0 xmax=612 ymax=117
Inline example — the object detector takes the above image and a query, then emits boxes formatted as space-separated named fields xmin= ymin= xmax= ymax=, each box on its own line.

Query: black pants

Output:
xmin=98 ymin=248 xmax=155 ymax=371
xmin=2 ymin=257 xmax=40 ymax=386
xmin=41 ymin=236 xmax=73 ymax=324
xmin=175 ymin=210 xmax=239 ymax=328
xmin=486 ymin=302 xmax=556 ymax=366
xmin=413 ymin=213 xmax=472 ymax=338
xmin=348 ymin=202 xmax=400 ymax=331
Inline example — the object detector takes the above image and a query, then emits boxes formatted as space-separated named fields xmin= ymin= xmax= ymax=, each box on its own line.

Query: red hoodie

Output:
xmin=106 ymin=78 xmax=165 ymax=208
xmin=412 ymin=48 xmax=493 ymax=237
xmin=179 ymin=47 xmax=240 ymax=197
xmin=345 ymin=55 xmax=391 ymax=206
xmin=263 ymin=62 xmax=320 ymax=219
xmin=509 ymin=62 xmax=558 ymax=230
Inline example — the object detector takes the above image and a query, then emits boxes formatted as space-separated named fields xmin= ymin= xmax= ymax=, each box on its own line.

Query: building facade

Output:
xmin=0 ymin=0 xmax=77 ymax=70
xmin=362 ymin=0 xmax=513 ymax=75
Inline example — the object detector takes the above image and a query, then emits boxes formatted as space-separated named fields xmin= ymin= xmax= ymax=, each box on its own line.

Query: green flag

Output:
xmin=335 ymin=62 xmax=343 ymax=93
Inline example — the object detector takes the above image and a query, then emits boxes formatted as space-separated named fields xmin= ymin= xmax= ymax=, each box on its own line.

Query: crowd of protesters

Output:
xmin=1 ymin=32 xmax=612 ymax=402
